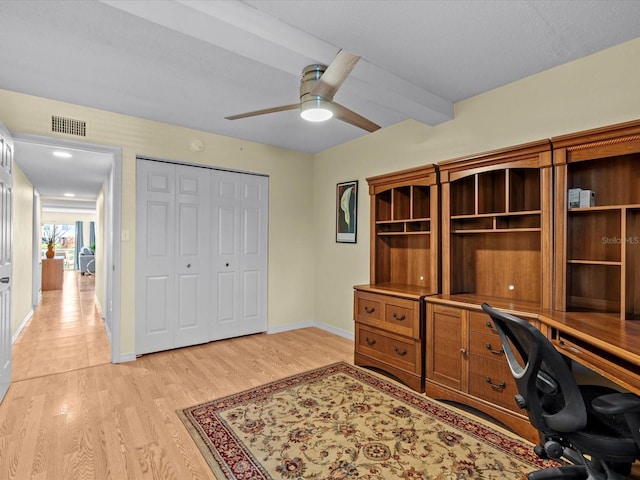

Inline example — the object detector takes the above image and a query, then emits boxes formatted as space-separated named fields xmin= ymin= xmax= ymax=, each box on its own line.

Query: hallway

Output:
xmin=12 ymin=270 xmax=111 ymax=381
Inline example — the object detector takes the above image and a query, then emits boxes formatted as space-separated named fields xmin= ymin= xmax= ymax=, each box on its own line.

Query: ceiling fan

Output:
xmin=225 ymin=50 xmax=381 ymax=132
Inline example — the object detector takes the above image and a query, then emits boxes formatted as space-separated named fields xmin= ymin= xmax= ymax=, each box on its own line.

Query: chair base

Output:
xmin=529 ymin=465 xmax=630 ymax=480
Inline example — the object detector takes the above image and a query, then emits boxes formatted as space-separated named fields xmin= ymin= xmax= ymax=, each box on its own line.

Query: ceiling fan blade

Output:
xmin=311 ymin=50 xmax=360 ymax=100
xmin=333 ymin=103 xmax=380 ymax=132
xmin=225 ymin=103 xmax=299 ymax=120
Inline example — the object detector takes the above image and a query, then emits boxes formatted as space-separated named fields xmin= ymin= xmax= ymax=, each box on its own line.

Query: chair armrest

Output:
xmin=592 ymin=392 xmax=640 ymax=415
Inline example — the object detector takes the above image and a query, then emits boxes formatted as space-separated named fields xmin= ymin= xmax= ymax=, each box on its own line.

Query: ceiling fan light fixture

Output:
xmin=300 ymin=97 xmax=333 ymax=122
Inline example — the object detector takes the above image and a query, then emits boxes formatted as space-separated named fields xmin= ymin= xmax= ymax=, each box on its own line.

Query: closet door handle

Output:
xmin=0 ymin=277 xmax=8 ymax=284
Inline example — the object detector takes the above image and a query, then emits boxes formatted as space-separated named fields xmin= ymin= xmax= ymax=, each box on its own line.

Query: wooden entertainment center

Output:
xmin=354 ymin=119 xmax=640 ymax=443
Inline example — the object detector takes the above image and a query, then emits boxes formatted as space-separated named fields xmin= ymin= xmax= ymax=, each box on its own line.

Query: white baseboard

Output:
xmin=115 ymin=352 xmax=137 ymax=363
xmin=94 ymin=294 xmax=104 ymax=320
xmin=12 ymin=309 xmax=34 ymax=344
xmin=267 ymin=321 xmax=354 ymax=341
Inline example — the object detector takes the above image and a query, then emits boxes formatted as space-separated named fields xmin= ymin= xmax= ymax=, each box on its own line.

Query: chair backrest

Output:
xmin=481 ymin=303 xmax=587 ymax=436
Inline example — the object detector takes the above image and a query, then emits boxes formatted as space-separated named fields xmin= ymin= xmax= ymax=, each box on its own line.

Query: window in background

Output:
xmin=41 ymin=224 xmax=76 ymax=269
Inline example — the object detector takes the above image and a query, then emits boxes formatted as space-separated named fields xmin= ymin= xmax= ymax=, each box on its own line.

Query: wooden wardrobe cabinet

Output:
xmin=354 ymin=165 xmax=439 ymax=393
xmin=424 ymin=140 xmax=552 ymax=442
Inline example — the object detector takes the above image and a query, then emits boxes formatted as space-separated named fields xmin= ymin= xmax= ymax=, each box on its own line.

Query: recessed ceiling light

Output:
xmin=53 ymin=151 xmax=72 ymax=158
xmin=64 ymin=193 xmax=75 ymax=197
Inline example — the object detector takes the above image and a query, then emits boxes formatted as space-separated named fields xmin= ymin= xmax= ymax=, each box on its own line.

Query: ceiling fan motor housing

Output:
xmin=300 ymin=64 xmax=331 ymax=113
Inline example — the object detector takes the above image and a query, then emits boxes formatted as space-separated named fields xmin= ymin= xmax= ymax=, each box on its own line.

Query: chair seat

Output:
xmin=544 ymin=385 xmax=639 ymax=463
xmin=569 ymin=386 xmax=640 ymax=463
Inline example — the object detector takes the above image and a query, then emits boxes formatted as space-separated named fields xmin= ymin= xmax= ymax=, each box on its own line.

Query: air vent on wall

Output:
xmin=51 ymin=115 xmax=86 ymax=136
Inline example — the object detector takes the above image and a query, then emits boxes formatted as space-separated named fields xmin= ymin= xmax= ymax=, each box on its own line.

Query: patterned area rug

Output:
xmin=178 ymin=362 xmax=554 ymax=479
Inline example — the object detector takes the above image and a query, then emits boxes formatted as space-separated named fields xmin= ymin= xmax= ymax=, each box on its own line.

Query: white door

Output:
xmin=211 ymin=170 xmax=268 ymax=340
xmin=136 ymin=160 xmax=211 ymax=354
xmin=173 ymin=164 xmax=211 ymax=348
xmin=0 ymin=123 xmax=13 ymax=403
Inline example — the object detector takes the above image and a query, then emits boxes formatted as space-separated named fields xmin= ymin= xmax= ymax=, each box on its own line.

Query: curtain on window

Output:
xmin=89 ymin=221 xmax=95 ymax=248
xmin=75 ymin=221 xmax=84 ymax=270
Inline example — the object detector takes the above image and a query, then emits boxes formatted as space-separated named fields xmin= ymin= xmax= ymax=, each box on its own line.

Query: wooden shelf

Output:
xmin=553 ymin=120 xmax=640 ymax=320
xmin=440 ymin=140 xmax=552 ymax=307
xmin=367 ymin=164 xmax=439 ymax=291
xmin=453 ymin=228 xmax=541 ymax=234
xmin=378 ymin=231 xmax=431 ymax=236
xmin=451 ymin=210 xmax=541 ymax=219
xmin=568 ymin=204 xmax=640 ymax=212
xmin=567 ymin=259 xmax=622 ymax=266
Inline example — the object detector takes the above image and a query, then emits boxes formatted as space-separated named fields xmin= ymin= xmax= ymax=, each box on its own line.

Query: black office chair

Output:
xmin=481 ymin=303 xmax=640 ymax=480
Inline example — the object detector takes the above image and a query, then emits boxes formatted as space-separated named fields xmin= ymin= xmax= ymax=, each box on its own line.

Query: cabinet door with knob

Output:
xmin=425 ymin=300 xmax=537 ymax=441
xmin=426 ymin=304 xmax=466 ymax=391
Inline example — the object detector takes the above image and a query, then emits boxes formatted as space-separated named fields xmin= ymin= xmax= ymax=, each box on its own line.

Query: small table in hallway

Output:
xmin=42 ymin=257 xmax=64 ymax=290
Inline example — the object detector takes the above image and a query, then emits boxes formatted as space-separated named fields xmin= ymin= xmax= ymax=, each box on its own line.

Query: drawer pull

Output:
xmin=485 ymin=376 xmax=506 ymax=391
xmin=392 ymin=312 xmax=406 ymax=321
xmin=364 ymin=306 xmax=376 ymax=314
xmin=394 ymin=346 xmax=408 ymax=356
xmin=485 ymin=343 xmax=504 ymax=356
xmin=365 ymin=337 xmax=376 ymax=346
xmin=485 ymin=321 xmax=498 ymax=334
xmin=558 ymin=340 xmax=582 ymax=354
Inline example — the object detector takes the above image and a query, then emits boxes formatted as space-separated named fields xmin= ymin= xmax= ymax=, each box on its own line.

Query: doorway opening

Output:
xmin=13 ymin=133 xmax=122 ymax=366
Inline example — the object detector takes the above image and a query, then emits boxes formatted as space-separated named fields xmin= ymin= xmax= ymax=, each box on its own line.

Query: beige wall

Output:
xmin=12 ymin=165 xmax=34 ymax=336
xmin=312 ymin=37 xmax=640 ymax=333
xmin=0 ymin=91 xmax=314 ymax=358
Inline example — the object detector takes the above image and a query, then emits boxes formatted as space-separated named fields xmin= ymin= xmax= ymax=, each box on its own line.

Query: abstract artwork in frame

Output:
xmin=336 ymin=180 xmax=358 ymax=243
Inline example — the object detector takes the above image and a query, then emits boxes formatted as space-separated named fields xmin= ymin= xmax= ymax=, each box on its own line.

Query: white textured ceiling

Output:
xmin=2 ymin=0 xmax=640 ymax=202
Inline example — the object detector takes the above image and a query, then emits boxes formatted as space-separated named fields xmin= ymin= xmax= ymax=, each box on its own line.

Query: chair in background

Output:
xmin=481 ymin=303 xmax=640 ymax=480
xmin=78 ymin=246 xmax=95 ymax=275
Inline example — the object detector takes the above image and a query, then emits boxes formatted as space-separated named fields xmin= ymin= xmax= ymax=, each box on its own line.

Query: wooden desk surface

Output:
xmin=540 ymin=311 xmax=640 ymax=365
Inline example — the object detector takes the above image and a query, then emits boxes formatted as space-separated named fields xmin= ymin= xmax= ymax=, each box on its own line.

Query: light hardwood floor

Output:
xmin=12 ymin=271 xmax=111 ymax=381
xmin=1 ymin=271 xmax=353 ymax=479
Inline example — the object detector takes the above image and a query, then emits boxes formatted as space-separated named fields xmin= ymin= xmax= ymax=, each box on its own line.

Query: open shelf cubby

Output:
xmin=439 ymin=140 xmax=553 ymax=308
xmin=366 ymin=164 xmax=439 ymax=293
xmin=553 ymin=121 xmax=640 ymax=320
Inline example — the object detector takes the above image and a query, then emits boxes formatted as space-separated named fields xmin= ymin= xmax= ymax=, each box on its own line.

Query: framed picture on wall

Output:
xmin=336 ymin=180 xmax=358 ymax=243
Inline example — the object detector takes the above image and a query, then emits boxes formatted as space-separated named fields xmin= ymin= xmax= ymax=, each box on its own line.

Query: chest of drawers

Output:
xmin=354 ymin=288 xmax=424 ymax=392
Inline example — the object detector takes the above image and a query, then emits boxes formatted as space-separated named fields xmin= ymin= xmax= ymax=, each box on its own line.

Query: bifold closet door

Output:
xmin=211 ymin=170 xmax=268 ymax=340
xmin=136 ymin=160 xmax=211 ymax=355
